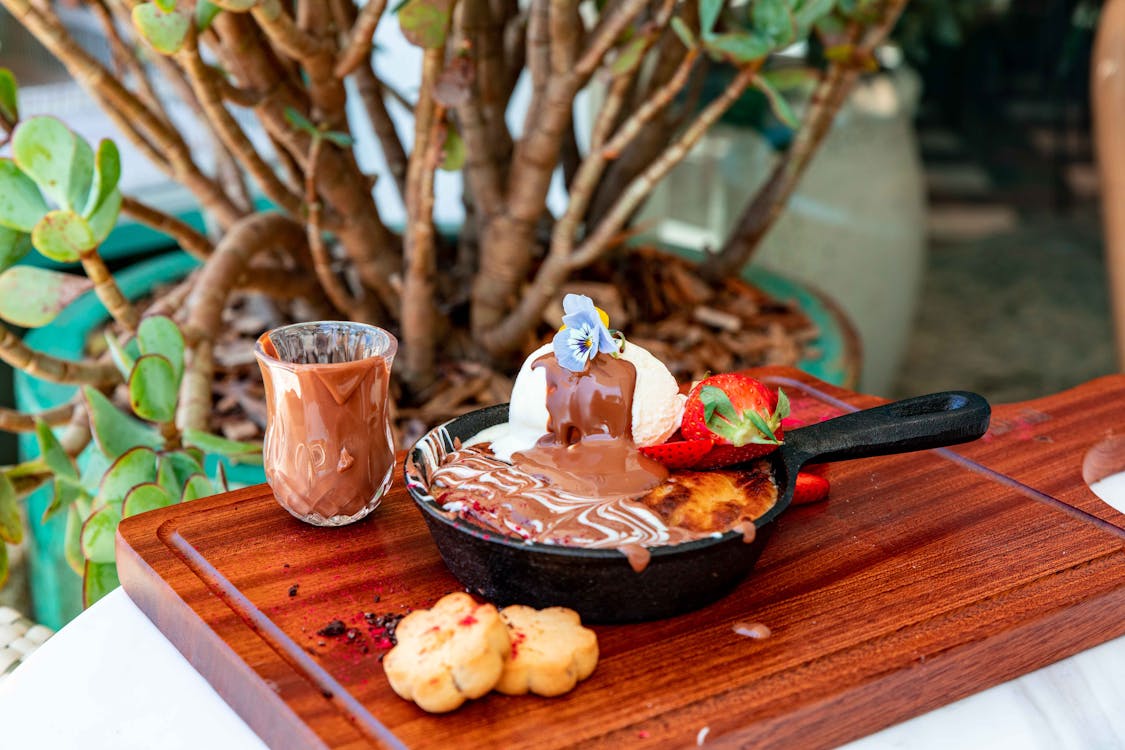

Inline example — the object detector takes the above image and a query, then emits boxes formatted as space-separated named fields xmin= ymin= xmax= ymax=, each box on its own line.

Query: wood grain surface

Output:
xmin=116 ymin=368 xmax=1125 ymax=750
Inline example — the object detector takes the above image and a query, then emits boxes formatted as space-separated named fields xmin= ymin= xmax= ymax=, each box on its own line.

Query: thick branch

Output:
xmin=704 ymin=0 xmax=908 ymax=278
xmin=121 ymin=195 xmax=213 ymax=260
xmin=354 ymin=64 xmax=409 ymax=202
xmin=0 ymin=402 xmax=76 ymax=432
xmin=335 ymin=0 xmax=388 ymax=77
xmin=179 ymin=213 xmax=308 ymax=431
xmin=480 ymin=63 xmax=758 ymax=352
xmin=79 ymin=249 xmax=140 ymax=333
xmin=306 ymin=136 xmax=359 ymax=316
xmin=0 ymin=324 xmax=118 ymax=386
xmin=401 ymin=49 xmax=445 ymax=391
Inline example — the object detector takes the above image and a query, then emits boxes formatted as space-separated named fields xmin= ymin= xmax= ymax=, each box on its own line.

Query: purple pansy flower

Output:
xmin=552 ymin=294 xmax=618 ymax=372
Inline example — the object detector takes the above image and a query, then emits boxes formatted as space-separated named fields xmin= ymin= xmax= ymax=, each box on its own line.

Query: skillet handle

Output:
xmin=783 ymin=391 xmax=991 ymax=467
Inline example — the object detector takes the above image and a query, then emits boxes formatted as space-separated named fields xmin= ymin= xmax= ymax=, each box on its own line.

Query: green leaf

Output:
xmin=83 ymin=386 xmax=164 ymax=459
xmin=795 ymin=0 xmax=835 ymax=32
xmin=128 ymin=354 xmax=178 ymax=423
xmin=0 ymin=473 xmax=22 ymax=545
xmin=94 ymin=446 xmax=159 ymax=507
xmin=0 ymin=67 xmax=18 ymax=122
xmin=753 ymin=73 xmax=799 ymax=128
xmin=81 ymin=505 xmax=121 ymax=563
xmin=65 ymin=505 xmax=84 ymax=575
xmin=214 ymin=461 xmax=230 ymax=492
xmin=181 ymin=473 xmax=215 ymax=503
xmin=83 ymin=140 xmax=121 ymax=219
xmin=31 ymin=209 xmax=96 ymax=262
xmin=132 ymin=3 xmax=191 ymax=55
xmin=42 ymin=479 xmax=84 ymax=524
xmin=105 ymin=331 xmax=136 ymax=380
xmin=670 ymin=17 xmax=697 ymax=49
xmin=0 ymin=158 xmax=48 ymax=232
xmin=775 ymin=387 xmax=791 ymax=420
xmin=137 ymin=315 xmax=185 ymax=383
xmin=704 ymin=31 xmax=774 ymax=63
xmin=398 ymin=0 xmax=453 ymax=48
xmin=760 ymin=67 xmax=818 ymax=92
xmin=213 ymin=0 xmax=257 ymax=9
xmin=284 ymin=106 xmax=317 ymax=136
xmin=85 ymin=188 xmax=121 ymax=245
xmin=700 ymin=385 xmax=738 ymax=425
xmin=79 ymin=447 xmax=113 ymax=491
xmin=154 ymin=0 xmax=176 ymax=11
xmin=196 ymin=0 xmax=222 ymax=30
xmin=36 ymin=419 xmax=78 ymax=481
xmin=321 ymin=130 xmax=355 ymax=147
xmin=745 ymin=409 xmax=780 ymax=443
xmin=752 ymin=0 xmax=795 ymax=46
xmin=611 ymin=37 xmax=647 ymax=75
xmin=700 ymin=0 xmax=724 ymax=35
xmin=83 ymin=560 xmax=120 ymax=607
xmin=0 ymin=266 xmax=93 ymax=327
xmin=439 ymin=127 xmax=465 ymax=171
xmin=158 ymin=451 xmax=204 ymax=496
xmin=11 ymin=116 xmax=94 ymax=211
xmin=122 ymin=482 xmax=173 ymax=518
xmin=182 ymin=428 xmax=262 ymax=462
xmin=0 ymin=226 xmax=32 ymax=272
xmin=0 ymin=542 xmax=8 ymax=589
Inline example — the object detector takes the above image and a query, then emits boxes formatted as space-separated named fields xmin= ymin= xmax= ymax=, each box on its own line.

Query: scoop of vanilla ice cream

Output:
xmin=486 ymin=341 xmax=685 ymax=462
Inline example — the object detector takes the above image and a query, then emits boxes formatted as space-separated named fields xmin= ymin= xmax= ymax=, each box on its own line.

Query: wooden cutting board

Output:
xmin=116 ymin=368 xmax=1125 ymax=750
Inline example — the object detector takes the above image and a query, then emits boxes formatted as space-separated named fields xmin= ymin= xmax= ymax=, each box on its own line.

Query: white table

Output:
xmin=2 ymin=587 xmax=1125 ymax=749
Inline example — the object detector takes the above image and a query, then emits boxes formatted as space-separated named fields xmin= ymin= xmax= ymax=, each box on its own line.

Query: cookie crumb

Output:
xmin=288 ymin=584 xmax=299 ymax=597
xmin=318 ymin=620 xmax=346 ymax=637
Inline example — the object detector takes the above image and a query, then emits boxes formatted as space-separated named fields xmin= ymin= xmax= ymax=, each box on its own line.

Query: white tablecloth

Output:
xmin=2 ymin=587 xmax=1125 ymax=749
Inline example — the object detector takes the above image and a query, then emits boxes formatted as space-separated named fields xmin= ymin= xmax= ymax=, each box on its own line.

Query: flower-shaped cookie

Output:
xmin=495 ymin=605 xmax=599 ymax=697
xmin=382 ymin=593 xmax=510 ymax=713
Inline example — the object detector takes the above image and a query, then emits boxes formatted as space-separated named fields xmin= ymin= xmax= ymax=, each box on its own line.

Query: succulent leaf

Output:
xmin=0 ymin=473 xmax=22 ymax=545
xmin=85 ymin=188 xmax=122 ymax=245
xmin=700 ymin=0 xmax=723 ymax=36
xmin=0 ymin=226 xmax=32 ymax=272
xmin=11 ymin=116 xmax=93 ymax=210
xmin=398 ymin=0 xmax=454 ymax=48
xmin=42 ymin=479 xmax=84 ymax=524
xmin=157 ymin=451 xmax=204 ymax=496
xmin=65 ymin=505 xmax=84 ymax=575
xmin=122 ymin=482 xmax=174 ymax=517
xmin=0 ymin=159 xmax=48 ymax=232
xmin=83 ymin=386 xmax=164 ymax=459
xmin=0 ymin=542 xmax=7 ymax=589
xmin=83 ymin=560 xmax=120 ymax=607
xmin=704 ymin=31 xmax=774 ymax=63
xmin=137 ymin=315 xmax=185 ymax=383
xmin=611 ymin=37 xmax=647 ymax=75
xmin=83 ymin=140 xmax=121 ymax=218
xmin=213 ymin=0 xmax=258 ymax=9
xmin=754 ymin=74 xmax=799 ymax=128
xmin=132 ymin=3 xmax=191 ymax=55
xmin=182 ymin=428 xmax=262 ymax=463
xmin=128 ymin=353 xmax=178 ymax=423
xmin=196 ymin=0 xmax=222 ymax=30
xmin=752 ymin=0 xmax=796 ymax=46
xmin=439 ymin=128 xmax=465 ymax=171
xmin=31 ymin=209 xmax=96 ymax=262
xmin=0 ymin=67 xmax=18 ymax=122
xmin=0 ymin=266 xmax=93 ymax=328
xmin=94 ymin=446 xmax=159 ymax=507
xmin=81 ymin=505 xmax=122 ymax=564
xmin=181 ymin=473 xmax=215 ymax=503
xmin=670 ymin=17 xmax=697 ymax=48
xmin=35 ymin=419 xmax=78 ymax=481
xmin=104 ymin=331 xmax=137 ymax=380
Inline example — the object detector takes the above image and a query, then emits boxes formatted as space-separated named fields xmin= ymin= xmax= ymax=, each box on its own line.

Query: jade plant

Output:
xmin=0 ymin=0 xmax=909 ymax=605
xmin=0 ymin=109 xmax=258 ymax=600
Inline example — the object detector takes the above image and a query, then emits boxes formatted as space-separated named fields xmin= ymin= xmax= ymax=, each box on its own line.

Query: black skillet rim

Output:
xmin=403 ymin=402 xmax=794 ymax=561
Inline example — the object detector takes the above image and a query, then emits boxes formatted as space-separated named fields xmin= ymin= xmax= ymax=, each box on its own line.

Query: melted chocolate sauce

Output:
xmin=511 ymin=355 xmax=667 ymax=498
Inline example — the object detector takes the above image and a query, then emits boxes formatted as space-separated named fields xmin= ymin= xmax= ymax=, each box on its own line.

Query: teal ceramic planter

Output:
xmin=13 ymin=249 xmax=853 ymax=628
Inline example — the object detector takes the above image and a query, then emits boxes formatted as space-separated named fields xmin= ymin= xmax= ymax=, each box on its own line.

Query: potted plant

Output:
xmin=0 ymin=0 xmax=907 ymax=624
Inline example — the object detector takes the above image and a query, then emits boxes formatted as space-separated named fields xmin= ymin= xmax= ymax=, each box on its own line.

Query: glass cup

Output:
xmin=254 ymin=321 xmax=398 ymax=526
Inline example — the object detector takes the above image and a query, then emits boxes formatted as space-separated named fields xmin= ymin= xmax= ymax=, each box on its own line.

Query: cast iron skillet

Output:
xmin=404 ymin=391 xmax=990 ymax=624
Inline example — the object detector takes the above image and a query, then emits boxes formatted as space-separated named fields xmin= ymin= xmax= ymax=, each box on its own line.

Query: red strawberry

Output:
xmin=639 ymin=438 xmax=713 ymax=470
xmin=682 ymin=374 xmax=790 ymax=463
xmin=791 ymin=471 xmax=830 ymax=505
xmin=690 ymin=443 xmax=772 ymax=469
